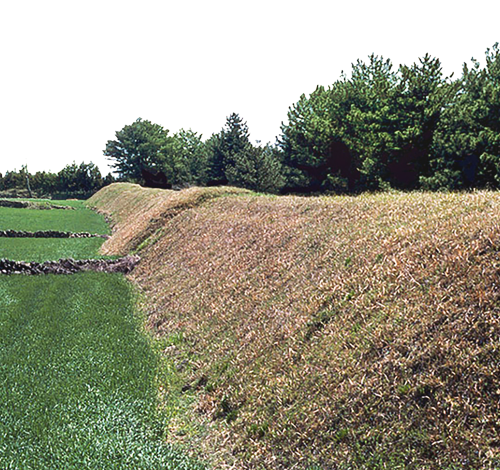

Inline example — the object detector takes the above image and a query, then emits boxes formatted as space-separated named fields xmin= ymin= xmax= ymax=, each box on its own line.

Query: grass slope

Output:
xmin=91 ymin=185 xmax=500 ymax=469
xmin=88 ymin=183 xmax=249 ymax=255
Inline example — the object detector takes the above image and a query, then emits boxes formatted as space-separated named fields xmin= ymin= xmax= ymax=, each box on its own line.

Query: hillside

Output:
xmin=89 ymin=183 xmax=500 ymax=469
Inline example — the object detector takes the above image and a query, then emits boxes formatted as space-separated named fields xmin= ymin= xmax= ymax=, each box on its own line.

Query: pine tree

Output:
xmin=206 ymin=113 xmax=252 ymax=185
xmin=226 ymin=144 xmax=284 ymax=193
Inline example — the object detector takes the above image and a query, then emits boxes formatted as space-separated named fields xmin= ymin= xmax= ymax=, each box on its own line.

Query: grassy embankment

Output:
xmin=0 ymin=199 xmax=204 ymax=469
xmin=90 ymin=183 xmax=500 ymax=469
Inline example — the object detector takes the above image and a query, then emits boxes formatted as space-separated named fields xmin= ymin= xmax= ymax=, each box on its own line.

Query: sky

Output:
xmin=0 ymin=0 xmax=498 ymax=175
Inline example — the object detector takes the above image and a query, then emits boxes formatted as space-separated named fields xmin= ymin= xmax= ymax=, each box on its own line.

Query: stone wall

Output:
xmin=0 ymin=200 xmax=74 ymax=210
xmin=0 ymin=256 xmax=140 ymax=275
xmin=0 ymin=230 xmax=109 ymax=239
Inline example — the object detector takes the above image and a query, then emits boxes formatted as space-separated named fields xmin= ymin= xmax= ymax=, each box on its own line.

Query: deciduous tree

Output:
xmin=104 ymin=118 xmax=171 ymax=181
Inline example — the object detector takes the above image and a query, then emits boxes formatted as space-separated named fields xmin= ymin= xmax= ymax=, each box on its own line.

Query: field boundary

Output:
xmin=0 ymin=199 xmax=74 ymax=210
xmin=0 ymin=229 xmax=109 ymax=239
xmin=0 ymin=255 xmax=140 ymax=275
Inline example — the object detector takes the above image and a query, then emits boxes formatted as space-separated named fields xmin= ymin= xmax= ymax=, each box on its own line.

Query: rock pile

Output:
xmin=0 ymin=200 xmax=29 ymax=208
xmin=0 ymin=256 xmax=140 ymax=275
xmin=0 ymin=230 xmax=109 ymax=239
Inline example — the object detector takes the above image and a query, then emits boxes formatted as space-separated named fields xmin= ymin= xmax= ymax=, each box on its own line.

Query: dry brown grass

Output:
xmin=88 ymin=183 xmax=250 ymax=255
xmin=91 ymin=185 xmax=500 ymax=469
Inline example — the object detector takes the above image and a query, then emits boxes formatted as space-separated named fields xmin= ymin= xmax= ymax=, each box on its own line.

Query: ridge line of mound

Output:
xmin=88 ymin=183 xmax=250 ymax=255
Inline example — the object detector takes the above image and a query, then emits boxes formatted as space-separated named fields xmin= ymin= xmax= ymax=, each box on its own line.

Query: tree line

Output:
xmin=105 ymin=44 xmax=500 ymax=194
xmin=4 ymin=45 xmax=497 ymax=198
xmin=104 ymin=114 xmax=284 ymax=193
xmin=0 ymin=162 xmax=115 ymax=199
xmin=281 ymin=44 xmax=500 ymax=192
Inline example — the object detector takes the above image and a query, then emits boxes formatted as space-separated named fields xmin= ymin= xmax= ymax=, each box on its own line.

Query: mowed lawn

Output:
xmin=0 ymin=202 xmax=203 ymax=469
xmin=0 ymin=237 xmax=109 ymax=262
xmin=0 ymin=202 xmax=110 ymax=234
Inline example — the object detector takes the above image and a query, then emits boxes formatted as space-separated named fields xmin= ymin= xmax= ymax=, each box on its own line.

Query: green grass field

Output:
xmin=0 ymin=237 xmax=109 ymax=261
xmin=0 ymin=203 xmax=109 ymax=233
xmin=0 ymin=200 xmax=204 ymax=469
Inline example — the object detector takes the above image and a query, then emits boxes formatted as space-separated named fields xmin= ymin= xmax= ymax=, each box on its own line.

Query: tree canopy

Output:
xmin=279 ymin=44 xmax=500 ymax=192
xmin=99 ymin=44 xmax=500 ymax=194
xmin=0 ymin=162 xmax=113 ymax=198
xmin=104 ymin=118 xmax=171 ymax=181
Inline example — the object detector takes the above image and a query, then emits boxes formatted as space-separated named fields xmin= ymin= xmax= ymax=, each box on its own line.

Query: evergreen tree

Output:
xmin=1 ymin=170 xmax=25 ymax=190
xmin=279 ymin=81 xmax=359 ymax=192
xmin=204 ymin=114 xmax=284 ymax=193
xmin=423 ymin=44 xmax=500 ymax=189
xmin=57 ymin=162 xmax=103 ymax=193
xmin=390 ymin=55 xmax=452 ymax=188
xmin=31 ymin=171 xmax=58 ymax=195
xmin=346 ymin=55 xmax=399 ymax=189
xmin=280 ymin=54 xmax=453 ymax=192
xmin=471 ymin=43 xmax=500 ymax=187
xmin=205 ymin=132 xmax=227 ymax=185
xmin=206 ymin=113 xmax=253 ymax=186
xmin=226 ymin=144 xmax=284 ymax=193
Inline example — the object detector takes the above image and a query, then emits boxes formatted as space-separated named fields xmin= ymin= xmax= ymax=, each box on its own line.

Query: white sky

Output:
xmin=0 ymin=0 xmax=498 ymax=175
